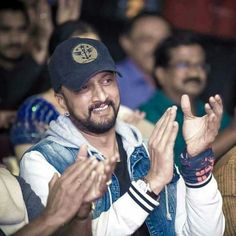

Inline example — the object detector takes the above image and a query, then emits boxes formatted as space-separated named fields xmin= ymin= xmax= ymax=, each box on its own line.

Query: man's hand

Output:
xmin=56 ymin=0 xmax=82 ymax=24
xmin=145 ymin=106 xmax=179 ymax=195
xmin=42 ymin=152 xmax=98 ymax=226
xmin=122 ymin=110 xmax=146 ymax=125
xmin=76 ymin=145 xmax=117 ymax=203
xmin=181 ymin=94 xmax=223 ymax=156
xmin=29 ymin=0 xmax=53 ymax=64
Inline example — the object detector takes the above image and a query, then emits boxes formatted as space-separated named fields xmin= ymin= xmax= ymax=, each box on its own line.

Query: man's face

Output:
xmin=122 ymin=16 xmax=171 ymax=75
xmin=158 ymin=45 xmax=207 ymax=98
xmin=0 ymin=10 xmax=29 ymax=62
xmin=59 ymin=72 xmax=120 ymax=134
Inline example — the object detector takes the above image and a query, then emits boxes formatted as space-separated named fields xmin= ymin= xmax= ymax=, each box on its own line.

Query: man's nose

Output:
xmin=187 ymin=64 xmax=202 ymax=76
xmin=9 ymin=32 xmax=22 ymax=44
xmin=92 ymin=85 xmax=108 ymax=102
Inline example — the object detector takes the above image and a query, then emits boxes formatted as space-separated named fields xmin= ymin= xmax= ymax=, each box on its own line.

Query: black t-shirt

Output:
xmin=0 ymin=55 xmax=49 ymax=110
xmin=115 ymin=134 xmax=150 ymax=236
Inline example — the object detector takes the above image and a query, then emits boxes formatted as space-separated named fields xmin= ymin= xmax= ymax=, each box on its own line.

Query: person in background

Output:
xmin=0 ymin=0 xmax=52 ymax=158
xmin=139 ymin=32 xmax=236 ymax=168
xmin=0 ymin=147 xmax=117 ymax=236
xmin=20 ymin=37 xmax=224 ymax=235
xmin=117 ymin=11 xmax=171 ymax=109
xmin=10 ymin=0 xmax=84 ymax=159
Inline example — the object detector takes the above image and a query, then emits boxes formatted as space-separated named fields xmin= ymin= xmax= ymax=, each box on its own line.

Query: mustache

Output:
xmin=5 ymin=44 xmax=23 ymax=50
xmin=183 ymin=77 xmax=202 ymax=84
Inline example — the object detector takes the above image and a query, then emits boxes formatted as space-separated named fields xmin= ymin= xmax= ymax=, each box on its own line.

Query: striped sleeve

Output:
xmin=129 ymin=181 xmax=160 ymax=213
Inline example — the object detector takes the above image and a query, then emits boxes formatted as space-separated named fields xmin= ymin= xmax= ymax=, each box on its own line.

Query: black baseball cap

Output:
xmin=48 ymin=37 xmax=120 ymax=92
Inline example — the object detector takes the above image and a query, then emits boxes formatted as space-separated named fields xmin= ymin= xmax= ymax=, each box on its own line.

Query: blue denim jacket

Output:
xmin=29 ymin=139 xmax=179 ymax=236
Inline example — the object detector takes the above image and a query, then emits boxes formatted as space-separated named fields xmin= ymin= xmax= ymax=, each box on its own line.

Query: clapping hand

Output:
xmin=181 ymin=94 xmax=223 ymax=156
xmin=146 ymin=106 xmax=179 ymax=195
xmin=77 ymin=144 xmax=117 ymax=203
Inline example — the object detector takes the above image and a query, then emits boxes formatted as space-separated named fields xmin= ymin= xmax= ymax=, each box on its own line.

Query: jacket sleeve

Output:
xmin=175 ymin=175 xmax=225 ymax=236
xmin=20 ymin=151 xmax=60 ymax=206
xmin=92 ymin=181 xmax=159 ymax=236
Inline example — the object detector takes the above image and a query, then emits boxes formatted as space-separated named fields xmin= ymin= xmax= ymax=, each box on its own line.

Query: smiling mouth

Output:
xmin=92 ymin=104 xmax=109 ymax=112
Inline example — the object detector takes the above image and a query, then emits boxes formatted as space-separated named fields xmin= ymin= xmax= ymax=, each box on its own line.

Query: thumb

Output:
xmin=181 ymin=94 xmax=193 ymax=118
xmin=48 ymin=173 xmax=59 ymax=190
xmin=77 ymin=144 xmax=88 ymax=160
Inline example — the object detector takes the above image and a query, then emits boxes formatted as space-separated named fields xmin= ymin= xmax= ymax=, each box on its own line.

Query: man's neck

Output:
xmin=81 ymin=128 xmax=119 ymax=160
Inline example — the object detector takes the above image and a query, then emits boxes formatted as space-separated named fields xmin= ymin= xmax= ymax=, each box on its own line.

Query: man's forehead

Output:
xmin=0 ymin=11 xmax=27 ymax=26
xmin=169 ymin=44 xmax=205 ymax=60
xmin=86 ymin=71 xmax=116 ymax=83
xmin=132 ymin=16 xmax=169 ymax=33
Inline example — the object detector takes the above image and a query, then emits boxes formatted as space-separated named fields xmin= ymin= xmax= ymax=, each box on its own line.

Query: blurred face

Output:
xmin=0 ymin=10 xmax=29 ymax=62
xmin=122 ymin=16 xmax=171 ymax=75
xmin=157 ymin=44 xmax=207 ymax=99
xmin=58 ymin=72 xmax=120 ymax=134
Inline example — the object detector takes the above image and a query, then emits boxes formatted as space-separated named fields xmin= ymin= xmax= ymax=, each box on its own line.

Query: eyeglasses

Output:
xmin=168 ymin=61 xmax=210 ymax=72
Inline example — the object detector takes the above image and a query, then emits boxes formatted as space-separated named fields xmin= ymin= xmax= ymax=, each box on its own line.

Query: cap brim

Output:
xmin=64 ymin=68 xmax=121 ymax=92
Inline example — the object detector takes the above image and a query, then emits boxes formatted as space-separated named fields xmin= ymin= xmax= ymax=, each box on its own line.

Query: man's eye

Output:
xmin=176 ymin=62 xmax=189 ymax=69
xmin=103 ymin=78 xmax=113 ymax=84
xmin=80 ymin=85 xmax=89 ymax=91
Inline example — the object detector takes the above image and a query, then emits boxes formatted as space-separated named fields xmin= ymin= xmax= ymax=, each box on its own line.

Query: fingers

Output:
xmin=164 ymin=121 xmax=179 ymax=148
xmin=207 ymin=113 xmax=219 ymax=139
xmin=149 ymin=106 xmax=177 ymax=145
xmin=181 ymin=94 xmax=194 ymax=118
xmin=205 ymin=95 xmax=222 ymax=134
xmin=76 ymin=144 xmax=88 ymax=160
xmin=157 ymin=106 xmax=177 ymax=145
xmin=88 ymin=155 xmax=117 ymax=200
xmin=78 ymin=170 xmax=97 ymax=197
xmin=57 ymin=0 xmax=80 ymax=24
xmin=122 ymin=110 xmax=145 ymax=124
xmin=48 ymin=173 xmax=59 ymax=191
xmin=149 ymin=107 xmax=171 ymax=143
xmin=60 ymin=156 xmax=98 ymax=190
xmin=205 ymin=94 xmax=223 ymax=118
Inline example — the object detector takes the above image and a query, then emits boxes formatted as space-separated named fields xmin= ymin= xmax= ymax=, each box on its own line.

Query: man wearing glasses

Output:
xmin=140 ymin=32 xmax=235 ymax=168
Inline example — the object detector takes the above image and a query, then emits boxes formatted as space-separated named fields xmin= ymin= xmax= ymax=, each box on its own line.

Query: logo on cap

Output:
xmin=72 ymin=43 xmax=98 ymax=64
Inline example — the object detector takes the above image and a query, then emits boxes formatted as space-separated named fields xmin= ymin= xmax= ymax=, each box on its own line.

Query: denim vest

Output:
xmin=28 ymin=139 xmax=179 ymax=236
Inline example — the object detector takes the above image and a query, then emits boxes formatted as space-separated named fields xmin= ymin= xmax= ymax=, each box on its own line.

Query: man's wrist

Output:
xmin=136 ymin=176 xmax=162 ymax=200
xmin=75 ymin=203 xmax=92 ymax=221
xmin=142 ymin=176 xmax=160 ymax=200
xmin=180 ymin=148 xmax=215 ymax=187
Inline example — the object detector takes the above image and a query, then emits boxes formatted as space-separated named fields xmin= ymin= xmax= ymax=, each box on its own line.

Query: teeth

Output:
xmin=93 ymin=104 xmax=108 ymax=112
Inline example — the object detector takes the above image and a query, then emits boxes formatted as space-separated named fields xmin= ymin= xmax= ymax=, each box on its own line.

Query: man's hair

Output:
xmin=154 ymin=31 xmax=204 ymax=68
xmin=120 ymin=10 xmax=172 ymax=37
xmin=0 ymin=1 xmax=29 ymax=25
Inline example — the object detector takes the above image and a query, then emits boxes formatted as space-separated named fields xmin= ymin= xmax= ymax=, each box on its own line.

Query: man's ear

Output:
xmin=155 ymin=67 xmax=166 ymax=87
xmin=55 ymin=93 xmax=67 ymax=111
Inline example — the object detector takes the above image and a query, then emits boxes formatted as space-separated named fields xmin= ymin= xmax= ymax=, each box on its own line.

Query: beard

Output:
xmin=0 ymin=44 xmax=24 ymax=63
xmin=69 ymin=99 xmax=119 ymax=134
